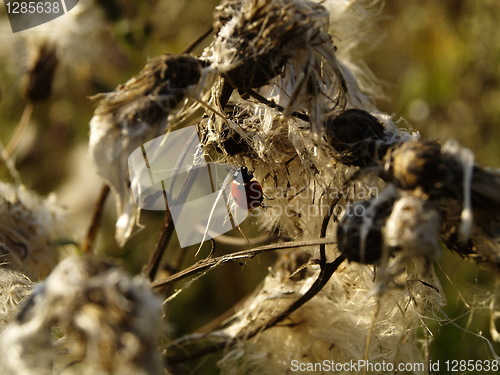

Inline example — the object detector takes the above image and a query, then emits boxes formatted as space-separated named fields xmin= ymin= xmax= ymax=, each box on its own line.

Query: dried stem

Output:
xmin=143 ymin=208 xmax=174 ymax=281
xmin=143 ymin=155 xmax=202 ymax=281
xmin=2 ymin=102 xmax=34 ymax=160
xmin=82 ymin=184 xmax=110 ymax=254
xmin=152 ymin=237 xmax=337 ymax=289
xmin=183 ymin=26 xmax=213 ymax=54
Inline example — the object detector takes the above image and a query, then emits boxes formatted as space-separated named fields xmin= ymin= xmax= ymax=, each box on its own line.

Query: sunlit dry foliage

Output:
xmin=0 ymin=256 xmax=163 ymax=375
xmin=0 ymin=0 xmax=499 ymax=374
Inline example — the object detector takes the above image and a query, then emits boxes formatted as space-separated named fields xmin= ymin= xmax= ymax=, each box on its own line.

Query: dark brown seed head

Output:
xmin=387 ymin=139 xmax=446 ymax=192
xmin=22 ymin=43 xmax=59 ymax=102
xmin=337 ymin=196 xmax=395 ymax=264
xmin=214 ymin=0 xmax=326 ymax=91
xmin=325 ymin=109 xmax=388 ymax=167
xmin=93 ymin=54 xmax=204 ymax=125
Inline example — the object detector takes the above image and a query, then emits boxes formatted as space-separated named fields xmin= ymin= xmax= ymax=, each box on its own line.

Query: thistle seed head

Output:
xmin=22 ymin=43 xmax=59 ymax=103
xmin=385 ymin=139 xmax=446 ymax=192
xmin=92 ymin=54 xmax=205 ymax=125
xmin=324 ymin=108 xmax=390 ymax=167
xmin=211 ymin=0 xmax=329 ymax=91
xmin=89 ymin=54 xmax=207 ymax=246
xmin=0 ymin=255 xmax=163 ymax=375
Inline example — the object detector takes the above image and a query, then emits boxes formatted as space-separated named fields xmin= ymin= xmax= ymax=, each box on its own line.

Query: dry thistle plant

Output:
xmin=158 ymin=1 xmax=499 ymax=373
xmin=18 ymin=0 xmax=110 ymax=78
xmin=0 ymin=1 xmax=499 ymax=374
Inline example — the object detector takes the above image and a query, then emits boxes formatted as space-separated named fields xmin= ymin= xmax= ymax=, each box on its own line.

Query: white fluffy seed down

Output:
xmin=0 ymin=255 xmax=164 ymax=375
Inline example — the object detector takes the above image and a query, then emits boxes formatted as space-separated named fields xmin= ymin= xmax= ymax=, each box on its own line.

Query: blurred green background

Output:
xmin=0 ymin=0 xmax=499 ymax=373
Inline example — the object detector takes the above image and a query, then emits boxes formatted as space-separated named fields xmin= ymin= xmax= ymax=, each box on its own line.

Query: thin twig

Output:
xmin=82 ymin=184 xmax=110 ymax=254
xmin=151 ymin=238 xmax=337 ymax=289
xmin=251 ymin=196 xmax=344 ymax=332
xmin=142 ymin=131 xmax=201 ymax=282
xmin=183 ymin=26 xmax=213 ymax=54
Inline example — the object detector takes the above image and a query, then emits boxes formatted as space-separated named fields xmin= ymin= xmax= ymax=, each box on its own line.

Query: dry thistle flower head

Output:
xmin=92 ymin=54 xmax=205 ymax=125
xmin=324 ymin=108 xmax=390 ymax=167
xmin=385 ymin=139 xmax=446 ymax=192
xmin=209 ymin=0 xmax=349 ymax=131
xmin=89 ymin=54 xmax=207 ymax=246
xmin=382 ymin=138 xmax=500 ymax=267
xmin=211 ymin=0 xmax=328 ymax=91
xmin=0 ymin=183 xmax=68 ymax=281
xmin=21 ymin=0 xmax=110 ymax=81
xmin=0 ymin=255 xmax=163 ymax=375
xmin=22 ymin=42 xmax=59 ymax=102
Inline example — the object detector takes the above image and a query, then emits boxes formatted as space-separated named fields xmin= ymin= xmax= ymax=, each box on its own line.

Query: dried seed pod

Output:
xmin=337 ymin=192 xmax=396 ymax=264
xmin=385 ymin=138 xmax=500 ymax=206
xmin=325 ymin=109 xmax=388 ymax=167
xmin=383 ymin=139 xmax=500 ymax=266
xmin=89 ymin=54 xmax=206 ymax=246
xmin=22 ymin=43 xmax=58 ymax=102
xmin=92 ymin=54 xmax=205 ymax=125
xmin=384 ymin=139 xmax=446 ymax=192
xmin=212 ymin=0 xmax=330 ymax=91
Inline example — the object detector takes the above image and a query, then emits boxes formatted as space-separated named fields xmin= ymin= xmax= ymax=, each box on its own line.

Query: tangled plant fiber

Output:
xmin=0 ymin=0 xmax=499 ymax=375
